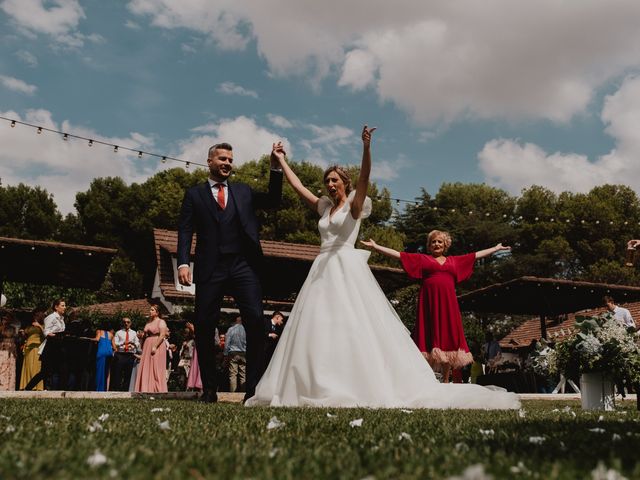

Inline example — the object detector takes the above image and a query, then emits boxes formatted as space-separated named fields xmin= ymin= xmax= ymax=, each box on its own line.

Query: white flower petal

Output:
xmin=268 ymin=448 xmax=280 ymax=458
xmin=87 ymin=450 xmax=108 ymax=468
xmin=157 ymin=420 xmax=171 ymax=430
xmin=267 ymin=416 xmax=285 ymax=430
xmin=98 ymin=414 xmax=110 ymax=422
xmin=400 ymin=409 xmax=413 ymax=414
xmin=518 ymin=409 xmax=526 ymax=418
xmin=528 ymin=436 xmax=545 ymax=444
xmin=588 ymin=428 xmax=606 ymax=433
xmin=349 ymin=418 xmax=364 ymax=428
xmin=398 ymin=432 xmax=412 ymax=442
xmin=326 ymin=413 xmax=336 ymax=418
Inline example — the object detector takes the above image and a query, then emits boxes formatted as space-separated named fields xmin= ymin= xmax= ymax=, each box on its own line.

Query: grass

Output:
xmin=1 ymin=399 xmax=639 ymax=479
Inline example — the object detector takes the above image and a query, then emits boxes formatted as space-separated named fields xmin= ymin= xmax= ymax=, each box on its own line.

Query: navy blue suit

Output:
xmin=177 ymin=172 xmax=282 ymax=396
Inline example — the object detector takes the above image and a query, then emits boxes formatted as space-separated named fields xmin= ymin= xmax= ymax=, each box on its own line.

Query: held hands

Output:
xmin=362 ymin=125 xmax=377 ymax=148
xmin=270 ymin=141 xmax=287 ymax=169
xmin=178 ymin=266 xmax=192 ymax=286
xmin=628 ymin=239 xmax=640 ymax=249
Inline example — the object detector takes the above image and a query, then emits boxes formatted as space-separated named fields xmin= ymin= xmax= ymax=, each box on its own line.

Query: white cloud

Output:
xmin=267 ymin=114 xmax=293 ymax=129
xmin=217 ymin=82 xmax=258 ymax=99
xmin=15 ymin=50 xmax=38 ymax=67
xmin=0 ymin=109 xmax=156 ymax=214
xmin=124 ymin=19 xmax=141 ymax=30
xmin=176 ymin=116 xmax=290 ymax=167
xmin=0 ymin=75 xmax=37 ymax=95
xmin=478 ymin=75 xmax=640 ymax=194
xmin=126 ymin=0 xmax=248 ymax=51
xmin=1 ymin=0 xmax=91 ymax=47
xmin=127 ymin=1 xmax=640 ymax=125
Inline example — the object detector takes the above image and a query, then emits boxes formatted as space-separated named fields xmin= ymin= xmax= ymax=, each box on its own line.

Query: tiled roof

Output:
xmin=81 ymin=298 xmax=168 ymax=316
xmin=499 ymin=301 xmax=640 ymax=348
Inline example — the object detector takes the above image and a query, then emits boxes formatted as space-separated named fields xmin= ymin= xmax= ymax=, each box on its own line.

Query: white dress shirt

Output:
xmin=613 ymin=306 xmax=636 ymax=328
xmin=114 ymin=328 xmax=141 ymax=353
xmin=43 ymin=312 xmax=65 ymax=336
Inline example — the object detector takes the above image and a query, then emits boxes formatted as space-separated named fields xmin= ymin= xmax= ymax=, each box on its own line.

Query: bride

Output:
xmin=246 ymin=126 xmax=520 ymax=409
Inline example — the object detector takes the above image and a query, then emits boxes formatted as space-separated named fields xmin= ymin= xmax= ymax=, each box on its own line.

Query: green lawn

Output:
xmin=1 ymin=399 xmax=638 ymax=479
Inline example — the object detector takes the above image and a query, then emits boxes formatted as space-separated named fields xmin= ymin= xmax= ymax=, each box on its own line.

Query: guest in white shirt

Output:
xmin=604 ymin=296 xmax=636 ymax=329
xmin=109 ymin=317 xmax=141 ymax=391
xmin=41 ymin=298 xmax=66 ymax=390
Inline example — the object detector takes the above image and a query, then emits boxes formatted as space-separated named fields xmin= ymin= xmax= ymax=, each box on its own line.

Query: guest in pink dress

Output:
xmin=135 ymin=305 xmax=168 ymax=393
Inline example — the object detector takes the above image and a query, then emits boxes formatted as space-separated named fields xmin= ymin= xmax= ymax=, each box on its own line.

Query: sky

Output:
xmin=1 ymin=1 xmax=640 ymax=215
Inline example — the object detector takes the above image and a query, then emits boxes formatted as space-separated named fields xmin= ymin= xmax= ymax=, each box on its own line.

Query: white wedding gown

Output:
xmin=246 ymin=192 xmax=520 ymax=409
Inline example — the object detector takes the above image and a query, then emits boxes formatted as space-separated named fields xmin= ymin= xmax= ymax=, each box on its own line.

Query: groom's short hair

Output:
xmin=209 ymin=142 xmax=233 ymax=157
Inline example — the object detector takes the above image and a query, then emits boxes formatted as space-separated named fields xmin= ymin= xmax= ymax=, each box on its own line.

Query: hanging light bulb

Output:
xmin=88 ymin=139 xmax=93 ymax=147
xmin=161 ymin=156 xmax=167 ymax=163
xmin=37 ymin=127 xmax=42 ymax=134
xmin=185 ymin=161 xmax=190 ymax=170
xmin=113 ymin=145 xmax=119 ymax=153
xmin=138 ymin=151 xmax=142 ymax=158
xmin=63 ymin=133 xmax=68 ymax=141
xmin=11 ymin=120 xmax=16 ymax=127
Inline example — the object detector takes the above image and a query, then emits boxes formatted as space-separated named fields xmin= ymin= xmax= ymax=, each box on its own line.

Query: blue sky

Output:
xmin=1 ymin=1 xmax=640 ymax=214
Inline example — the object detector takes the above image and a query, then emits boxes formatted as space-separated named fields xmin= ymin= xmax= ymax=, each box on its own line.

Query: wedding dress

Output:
xmin=246 ymin=192 xmax=520 ymax=409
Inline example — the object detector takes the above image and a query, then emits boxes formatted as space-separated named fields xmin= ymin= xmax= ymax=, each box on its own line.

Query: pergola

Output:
xmin=0 ymin=236 xmax=118 ymax=297
xmin=458 ymin=276 xmax=640 ymax=339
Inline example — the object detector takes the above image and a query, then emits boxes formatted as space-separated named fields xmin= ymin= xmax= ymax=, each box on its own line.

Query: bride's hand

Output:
xmin=362 ymin=125 xmax=377 ymax=148
xmin=360 ymin=238 xmax=378 ymax=249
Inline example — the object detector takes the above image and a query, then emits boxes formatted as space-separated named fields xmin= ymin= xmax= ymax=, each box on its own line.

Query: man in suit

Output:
xmin=177 ymin=141 xmax=284 ymax=403
xmin=264 ymin=311 xmax=285 ymax=365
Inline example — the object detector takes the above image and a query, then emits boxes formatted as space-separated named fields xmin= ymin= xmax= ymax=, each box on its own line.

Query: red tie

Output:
xmin=124 ymin=330 xmax=129 ymax=352
xmin=216 ymin=183 xmax=226 ymax=209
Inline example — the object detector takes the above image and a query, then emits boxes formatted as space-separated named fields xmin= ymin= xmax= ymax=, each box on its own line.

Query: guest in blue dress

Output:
xmin=94 ymin=327 xmax=114 ymax=391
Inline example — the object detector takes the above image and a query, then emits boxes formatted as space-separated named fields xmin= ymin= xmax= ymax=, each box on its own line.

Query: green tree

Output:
xmin=0 ymin=183 xmax=62 ymax=239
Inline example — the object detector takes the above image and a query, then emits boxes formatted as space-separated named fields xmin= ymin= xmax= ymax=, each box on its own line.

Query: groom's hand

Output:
xmin=178 ymin=266 xmax=192 ymax=286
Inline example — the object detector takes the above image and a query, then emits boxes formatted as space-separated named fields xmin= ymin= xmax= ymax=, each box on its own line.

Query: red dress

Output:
xmin=400 ymin=252 xmax=475 ymax=369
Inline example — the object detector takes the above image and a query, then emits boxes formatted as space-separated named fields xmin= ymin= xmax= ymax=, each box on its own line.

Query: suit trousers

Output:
xmin=109 ymin=352 xmax=136 ymax=391
xmin=194 ymin=254 xmax=265 ymax=396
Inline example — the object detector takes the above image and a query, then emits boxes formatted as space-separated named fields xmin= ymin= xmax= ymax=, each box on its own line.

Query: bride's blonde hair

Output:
xmin=323 ymin=165 xmax=352 ymax=195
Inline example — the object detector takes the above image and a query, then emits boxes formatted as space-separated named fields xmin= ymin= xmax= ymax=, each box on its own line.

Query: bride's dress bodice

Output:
xmin=317 ymin=192 xmax=371 ymax=252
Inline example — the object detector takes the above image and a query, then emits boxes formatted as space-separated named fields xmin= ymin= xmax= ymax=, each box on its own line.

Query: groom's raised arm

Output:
xmin=252 ymin=149 xmax=284 ymax=209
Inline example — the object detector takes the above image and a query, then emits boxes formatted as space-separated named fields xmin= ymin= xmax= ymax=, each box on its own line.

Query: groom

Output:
xmin=177 ymin=142 xmax=284 ymax=402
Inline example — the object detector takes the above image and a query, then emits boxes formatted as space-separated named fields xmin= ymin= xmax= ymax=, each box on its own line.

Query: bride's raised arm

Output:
xmin=271 ymin=141 xmax=320 ymax=211
xmin=350 ymin=125 xmax=376 ymax=219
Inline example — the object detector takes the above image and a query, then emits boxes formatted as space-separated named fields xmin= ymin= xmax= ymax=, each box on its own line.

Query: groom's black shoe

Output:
xmin=199 ymin=388 xmax=218 ymax=404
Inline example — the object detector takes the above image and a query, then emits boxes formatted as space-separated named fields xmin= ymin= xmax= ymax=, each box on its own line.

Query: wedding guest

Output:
xmin=41 ymin=298 xmax=66 ymax=389
xmin=186 ymin=322 xmax=203 ymax=391
xmin=362 ymin=232 xmax=509 ymax=383
xmin=20 ymin=310 xmax=46 ymax=391
xmin=264 ymin=311 xmax=285 ymax=365
xmin=128 ymin=330 xmax=144 ymax=392
xmin=110 ymin=317 xmax=140 ymax=391
xmin=0 ymin=312 xmax=17 ymax=391
xmin=224 ymin=317 xmax=246 ymax=392
xmin=94 ymin=324 xmax=114 ymax=391
xmin=604 ymin=296 xmax=636 ymax=330
xmin=482 ymin=331 xmax=502 ymax=373
xmin=135 ymin=305 xmax=168 ymax=393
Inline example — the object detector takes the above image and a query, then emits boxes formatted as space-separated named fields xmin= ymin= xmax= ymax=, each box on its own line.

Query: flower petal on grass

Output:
xmin=267 ymin=416 xmax=285 ymax=430
xmin=157 ymin=420 xmax=171 ymax=430
xmin=588 ymin=428 xmax=606 ymax=433
xmin=401 ymin=409 xmax=413 ymax=414
xmin=268 ymin=448 xmax=280 ymax=458
xmin=398 ymin=432 xmax=412 ymax=442
xmin=478 ymin=429 xmax=494 ymax=439
xmin=446 ymin=464 xmax=492 ymax=480
xmin=455 ymin=442 xmax=469 ymax=453
xmin=528 ymin=436 xmax=545 ymax=444
xmin=5 ymin=425 xmax=15 ymax=433
xmin=88 ymin=421 xmax=104 ymax=433
xmin=518 ymin=409 xmax=526 ymax=418
xmin=98 ymin=413 xmax=110 ymax=422
xmin=590 ymin=462 xmax=628 ymax=480
xmin=349 ymin=418 xmax=364 ymax=428
xmin=326 ymin=413 xmax=336 ymax=418
xmin=612 ymin=433 xmax=621 ymax=441
xmin=87 ymin=450 xmax=108 ymax=468
xmin=151 ymin=408 xmax=170 ymax=413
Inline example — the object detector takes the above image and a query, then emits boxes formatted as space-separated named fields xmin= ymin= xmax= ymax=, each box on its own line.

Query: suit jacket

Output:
xmin=177 ymin=171 xmax=283 ymax=284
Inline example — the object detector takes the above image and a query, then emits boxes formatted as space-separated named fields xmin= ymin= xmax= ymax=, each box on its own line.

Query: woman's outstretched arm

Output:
xmin=271 ymin=141 xmax=320 ymax=211
xmin=351 ymin=125 xmax=376 ymax=219
xmin=475 ymin=243 xmax=510 ymax=259
xmin=360 ymin=238 xmax=401 ymax=260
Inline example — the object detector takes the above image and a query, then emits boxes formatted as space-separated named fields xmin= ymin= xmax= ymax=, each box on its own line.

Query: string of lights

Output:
xmin=2 ymin=116 xmax=640 ymax=226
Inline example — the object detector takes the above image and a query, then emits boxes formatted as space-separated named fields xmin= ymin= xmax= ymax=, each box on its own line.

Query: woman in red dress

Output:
xmin=362 ymin=230 xmax=509 ymax=383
